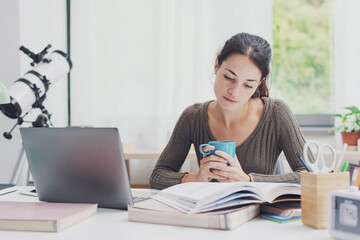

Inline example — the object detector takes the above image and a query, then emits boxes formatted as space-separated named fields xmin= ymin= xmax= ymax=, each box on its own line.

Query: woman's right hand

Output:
xmin=196 ymin=145 xmax=229 ymax=182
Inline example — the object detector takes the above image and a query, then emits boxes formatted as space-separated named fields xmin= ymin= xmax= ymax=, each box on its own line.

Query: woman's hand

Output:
xmin=197 ymin=145 xmax=229 ymax=182
xmin=210 ymin=150 xmax=250 ymax=182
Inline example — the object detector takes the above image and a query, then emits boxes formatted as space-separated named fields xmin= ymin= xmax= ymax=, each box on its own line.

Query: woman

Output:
xmin=149 ymin=32 xmax=308 ymax=190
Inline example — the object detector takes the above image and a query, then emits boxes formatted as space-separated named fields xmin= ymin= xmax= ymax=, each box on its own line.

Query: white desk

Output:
xmin=124 ymin=150 xmax=197 ymax=187
xmin=124 ymin=149 xmax=197 ymax=161
xmin=0 ymin=190 xmax=332 ymax=240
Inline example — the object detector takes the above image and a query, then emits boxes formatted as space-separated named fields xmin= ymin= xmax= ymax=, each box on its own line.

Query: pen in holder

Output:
xmin=301 ymin=171 xmax=350 ymax=229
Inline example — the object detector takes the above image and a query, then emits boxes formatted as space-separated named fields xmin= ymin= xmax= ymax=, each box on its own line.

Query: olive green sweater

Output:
xmin=149 ymin=97 xmax=307 ymax=190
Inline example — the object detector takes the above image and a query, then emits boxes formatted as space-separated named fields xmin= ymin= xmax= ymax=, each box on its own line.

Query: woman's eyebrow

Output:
xmin=246 ymin=79 xmax=259 ymax=83
xmin=225 ymin=69 xmax=259 ymax=82
xmin=225 ymin=69 xmax=237 ymax=77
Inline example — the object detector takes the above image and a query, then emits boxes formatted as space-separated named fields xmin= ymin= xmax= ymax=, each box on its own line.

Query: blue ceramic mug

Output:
xmin=199 ymin=141 xmax=236 ymax=158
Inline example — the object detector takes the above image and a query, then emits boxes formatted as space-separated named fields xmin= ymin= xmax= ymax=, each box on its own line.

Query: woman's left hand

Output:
xmin=211 ymin=150 xmax=250 ymax=182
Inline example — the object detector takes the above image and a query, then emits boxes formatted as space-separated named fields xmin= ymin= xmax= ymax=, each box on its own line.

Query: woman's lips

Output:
xmin=223 ymin=96 xmax=238 ymax=103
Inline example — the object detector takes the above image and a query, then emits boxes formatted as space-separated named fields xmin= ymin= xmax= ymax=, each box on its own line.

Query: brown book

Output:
xmin=128 ymin=198 xmax=259 ymax=230
xmin=0 ymin=201 xmax=97 ymax=232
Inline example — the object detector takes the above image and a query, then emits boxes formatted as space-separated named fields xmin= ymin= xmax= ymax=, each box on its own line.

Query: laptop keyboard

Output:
xmin=16 ymin=186 xmax=157 ymax=204
xmin=0 ymin=183 xmax=15 ymax=189
xmin=0 ymin=183 xmax=17 ymax=195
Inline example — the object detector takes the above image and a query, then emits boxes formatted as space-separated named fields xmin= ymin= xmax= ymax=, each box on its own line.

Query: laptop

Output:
xmin=20 ymin=127 xmax=153 ymax=209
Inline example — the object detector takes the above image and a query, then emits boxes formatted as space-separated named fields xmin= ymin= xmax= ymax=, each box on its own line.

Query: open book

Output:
xmin=152 ymin=182 xmax=300 ymax=213
xmin=128 ymin=198 xmax=259 ymax=230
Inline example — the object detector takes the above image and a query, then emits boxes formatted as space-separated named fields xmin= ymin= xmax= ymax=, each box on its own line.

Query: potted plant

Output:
xmin=331 ymin=106 xmax=360 ymax=146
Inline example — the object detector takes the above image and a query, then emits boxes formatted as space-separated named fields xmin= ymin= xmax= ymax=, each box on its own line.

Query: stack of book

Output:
xmin=260 ymin=214 xmax=301 ymax=223
xmin=260 ymin=201 xmax=301 ymax=223
xmin=129 ymin=198 xmax=259 ymax=230
xmin=128 ymin=182 xmax=301 ymax=230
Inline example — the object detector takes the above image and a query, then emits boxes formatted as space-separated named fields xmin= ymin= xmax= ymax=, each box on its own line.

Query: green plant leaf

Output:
xmin=333 ymin=106 xmax=360 ymax=133
xmin=345 ymin=106 xmax=360 ymax=114
xmin=342 ymin=116 xmax=347 ymax=123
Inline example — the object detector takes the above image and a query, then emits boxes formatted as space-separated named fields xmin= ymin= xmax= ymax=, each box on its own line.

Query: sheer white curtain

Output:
xmin=70 ymin=0 xmax=272 ymax=150
xmin=333 ymin=0 xmax=360 ymax=145
xmin=334 ymin=0 xmax=360 ymax=112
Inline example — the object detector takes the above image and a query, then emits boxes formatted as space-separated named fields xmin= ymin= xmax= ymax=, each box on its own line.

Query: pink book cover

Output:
xmin=0 ymin=201 xmax=96 ymax=221
xmin=0 ymin=201 xmax=97 ymax=232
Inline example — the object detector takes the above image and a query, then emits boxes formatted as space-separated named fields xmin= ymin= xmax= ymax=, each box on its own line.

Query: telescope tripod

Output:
xmin=4 ymin=109 xmax=53 ymax=185
xmin=10 ymin=146 xmax=32 ymax=186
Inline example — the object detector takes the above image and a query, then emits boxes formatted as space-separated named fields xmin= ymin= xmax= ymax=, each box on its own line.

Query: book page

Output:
xmin=133 ymin=199 xmax=181 ymax=213
xmin=154 ymin=182 xmax=264 ymax=208
xmin=153 ymin=182 xmax=300 ymax=210
xmin=256 ymin=183 xmax=300 ymax=202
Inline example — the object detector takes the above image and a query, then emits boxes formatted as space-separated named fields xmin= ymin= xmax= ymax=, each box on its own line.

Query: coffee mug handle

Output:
xmin=199 ymin=144 xmax=211 ymax=155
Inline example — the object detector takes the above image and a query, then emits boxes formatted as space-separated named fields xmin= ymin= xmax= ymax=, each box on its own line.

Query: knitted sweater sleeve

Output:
xmin=149 ymin=106 xmax=194 ymax=189
xmin=250 ymin=99 xmax=307 ymax=183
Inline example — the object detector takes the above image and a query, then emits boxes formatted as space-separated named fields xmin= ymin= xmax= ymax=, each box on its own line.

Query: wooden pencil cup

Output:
xmin=301 ymin=171 xmax=350 ymax=229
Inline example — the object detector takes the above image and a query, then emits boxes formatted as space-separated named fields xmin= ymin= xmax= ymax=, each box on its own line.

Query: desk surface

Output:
xmin=124 ymin=149 xmax=197 ymax=161
xmin=0 ymin=189 xmax=332 ymax=240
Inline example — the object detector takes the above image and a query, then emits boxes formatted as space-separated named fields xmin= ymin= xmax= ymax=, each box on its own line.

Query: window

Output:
xmin=272 ymin=0 xmax=334 ymax=133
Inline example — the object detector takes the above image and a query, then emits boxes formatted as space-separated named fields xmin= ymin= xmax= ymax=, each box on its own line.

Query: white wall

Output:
xmin=1 ymin=0 xmax=356 ymax=186
xmin=0 ymin=0 xmax=67 ymax=184
xmin=70 ymin=0 xmax=273 ymax=185
xmin=0 ymin=0 xmax=21 ymax=183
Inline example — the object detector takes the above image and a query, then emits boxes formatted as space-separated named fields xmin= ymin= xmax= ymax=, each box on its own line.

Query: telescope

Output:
xmin=0 ymin=44 xmax=72 ymax=139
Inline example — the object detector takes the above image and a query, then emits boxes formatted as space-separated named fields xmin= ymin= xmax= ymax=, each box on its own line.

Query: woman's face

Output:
xmin=214 ymin=53 xmax=262 ymax=110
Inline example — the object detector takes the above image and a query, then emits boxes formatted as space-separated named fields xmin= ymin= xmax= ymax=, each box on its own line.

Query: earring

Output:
xmin=209 ymin=73 xmax=216 ymax=84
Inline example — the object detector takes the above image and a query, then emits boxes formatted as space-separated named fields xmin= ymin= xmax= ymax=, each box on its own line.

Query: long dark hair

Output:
xmin=217 ymin=33 xmax=272 ymax=98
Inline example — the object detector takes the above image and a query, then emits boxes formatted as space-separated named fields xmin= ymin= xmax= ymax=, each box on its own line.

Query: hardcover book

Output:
xmin=0 ymin=201 xmax=97 ymax=232
xmin=128 ymin=198 xmax=259 ymax=230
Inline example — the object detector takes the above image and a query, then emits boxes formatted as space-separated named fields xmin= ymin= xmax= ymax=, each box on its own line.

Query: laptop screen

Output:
xmin=20 ymin=127 xmax=133 ymax=209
